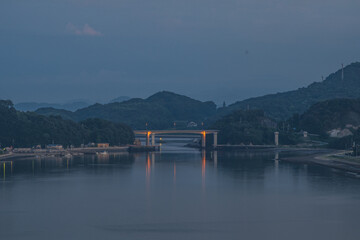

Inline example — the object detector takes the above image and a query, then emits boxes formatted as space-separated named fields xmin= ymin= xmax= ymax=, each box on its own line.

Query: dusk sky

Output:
xmin=1 ymin=0 xmax=360 ymax=105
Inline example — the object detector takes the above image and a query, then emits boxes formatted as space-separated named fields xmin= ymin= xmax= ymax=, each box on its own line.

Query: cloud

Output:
xmin=66 ymin=23 xmax=102 ymax=36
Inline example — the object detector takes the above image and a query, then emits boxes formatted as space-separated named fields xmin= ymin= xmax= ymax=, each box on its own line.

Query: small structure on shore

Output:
xmin=303 ymin=131 xmax=308 ymax=138
xmin=187 ymin=122 xmax=198 ymax=128
xmin=46 ymin=144 xmax=63 ymax=150
xmin=133 ymin=139 xmax=141 ymax=146
xmin=97 ymin=143 xmax=109 ymax=148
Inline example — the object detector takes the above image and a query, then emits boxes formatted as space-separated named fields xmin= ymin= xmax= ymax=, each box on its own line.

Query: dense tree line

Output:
xmin=210 ymin=110 xmax=278 ymax=145
xmin=0 ymin=100 xmax=134 ymax=148
xmin=210 ymin=98 xmax=360 ymax=148
xmin=288 ymin=98 xmax=360 ymax=135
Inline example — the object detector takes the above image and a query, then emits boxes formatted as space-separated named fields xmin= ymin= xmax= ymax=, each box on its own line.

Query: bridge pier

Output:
xmin=213 ymin=132 xmax=218 ymax=148
xmin=274 ymin=131 xmax=279 ymax=146
xmin=202 ymin=133 xmax=206 ymax=148
xmin=151 ymin=133 xmax=156 ymax=146
xmin=146 ymin=132 xmax=150 ymax=146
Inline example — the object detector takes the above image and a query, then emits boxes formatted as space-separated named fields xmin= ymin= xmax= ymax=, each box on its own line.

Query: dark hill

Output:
xmin=35 ymin=107 xmax=75 ymax=121
xmin=146 ymin=91 xmax=216 ymax=121
xmin=210 ymin=109 xmax=277 ymax=145
xmin=36 ymin=91 xmax=217 ymax=129
xmin=0 ymin=100 xmax=134 ymax=147
xmin=109 ymin=96 xmax=131 ymax=103
xmin=292 ymin=98 xmax=360 ymax=135
xmin=15 ymin=101 xmax=90 ymax=112
xmin=224 ymin=62 xmax=360 ymax=120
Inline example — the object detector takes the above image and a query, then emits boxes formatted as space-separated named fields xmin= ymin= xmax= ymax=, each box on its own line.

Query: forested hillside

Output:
xmin=36 ymin=91 xmax=217 ymax=129
xmin=288 ymin=98 xmax=360 ymax=135
xmin=0 ymin=100 xmax=134 ymax=148
xmin=222 ymin=62 xmax=360 ymax=120
xmin=210 ymin=110 xmax=278 ymax=145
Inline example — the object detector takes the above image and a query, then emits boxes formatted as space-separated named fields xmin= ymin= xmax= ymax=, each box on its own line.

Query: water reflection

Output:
xmin=213 ymin=151 xmax=218 ymax=169
xmin=146 ymin=153 xmax=151 ymax=191
xmin=201 ymin=150 xmax=206 ymax=191
xmin=1 ymin=146 xmax=360 ymax=240
xmin=173 ymin=162 xmax=176 ymax=184
xmin=0 ymin=153 xmax=135 ymax=181
xmin=3 ymin=162 xmax=5 ymax=180
xmin=274 ymin=151 xmax=279 ymax=176
xmin=1 ymin=150 xmax=359 ymax=187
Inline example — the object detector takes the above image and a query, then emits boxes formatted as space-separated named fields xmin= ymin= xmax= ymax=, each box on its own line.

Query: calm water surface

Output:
xmin=1 ymin=141 xmax=360 ymax=240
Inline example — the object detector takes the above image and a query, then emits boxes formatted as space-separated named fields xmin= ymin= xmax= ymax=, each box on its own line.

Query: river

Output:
xmin=1 ymin=140 xmax=360 ymax=240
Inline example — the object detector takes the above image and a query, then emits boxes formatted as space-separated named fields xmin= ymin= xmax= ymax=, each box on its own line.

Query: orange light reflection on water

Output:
xmin=202 ymin=150 xmax=206 ymax=191
xmin=146 ymin=153 xmax=151 ymax=191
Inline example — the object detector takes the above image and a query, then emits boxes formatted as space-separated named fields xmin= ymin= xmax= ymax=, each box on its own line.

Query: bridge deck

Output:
xmin=134 ymin=130 xmax=219 ymax=135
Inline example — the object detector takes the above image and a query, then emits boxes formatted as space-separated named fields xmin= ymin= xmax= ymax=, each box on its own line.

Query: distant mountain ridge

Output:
xmin=109 ymin=96 xmax=131 ymax=103
xmin=31 ymin=62 xmax=360 ymax=128
xmin=15 ymin=101 xmax=91 ymax=112
xmin=223 ymin=62 xmax=360 ymax=120
xmin=16 ymin=96 xmax=132 ymax=112
xmin=36 ymin=91 xmax=217 ymax=129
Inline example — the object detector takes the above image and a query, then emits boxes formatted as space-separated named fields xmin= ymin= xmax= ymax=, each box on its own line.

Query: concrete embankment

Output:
xmin=215 ymin=145 xmax=276 ymax=151
xmin=69 ymin=146 xmax=129 ymax=154
xmin=281 ymin=150 xmax=360 ymax=174
xmin=214 ymin=144 xmax=329 ymax=153
xmin=129 ymin=145 xmax=160 ymax=152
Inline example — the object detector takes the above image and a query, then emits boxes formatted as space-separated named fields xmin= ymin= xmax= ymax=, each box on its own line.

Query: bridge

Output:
xmin=134 ymin=130 xmax=219 ymax=148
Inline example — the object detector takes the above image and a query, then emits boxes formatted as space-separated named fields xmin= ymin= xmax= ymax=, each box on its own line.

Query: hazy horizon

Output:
xmin=1 ymin=0 xmax=360 ymax=104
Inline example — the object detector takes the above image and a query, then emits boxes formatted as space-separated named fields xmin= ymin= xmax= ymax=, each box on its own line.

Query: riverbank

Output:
xmin=0 ymin=153 xmax=36 ymax=161
xmin=281 ymin=150 xmax=360 ymax=174
xmin=0 ymin=145 xmax=160 ymax=161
